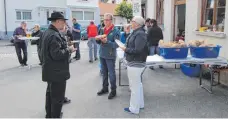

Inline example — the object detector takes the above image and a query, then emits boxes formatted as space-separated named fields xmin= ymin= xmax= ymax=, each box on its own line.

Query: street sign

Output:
xmin=132 ymin=0 xmax=142 ymax=16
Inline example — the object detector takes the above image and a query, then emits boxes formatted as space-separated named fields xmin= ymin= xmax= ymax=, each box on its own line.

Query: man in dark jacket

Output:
xmin=40 ymin=12 xmax=76 ymax=118
xmin=13 ymin=21 xmax=28 ymax=66
xmin=147 ymin=19 xmax=163 ymax=70
xmin=31 ymin=24 xmax=43 ymax=65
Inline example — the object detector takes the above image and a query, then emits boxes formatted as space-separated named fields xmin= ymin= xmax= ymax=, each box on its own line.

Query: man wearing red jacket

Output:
xmin=87 ymin=21 xmax=98 ymax=63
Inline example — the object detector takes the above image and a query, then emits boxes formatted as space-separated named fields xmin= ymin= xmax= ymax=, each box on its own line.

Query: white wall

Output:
xmin=68 ymin=0 xmax=100 ymax=27
xmin=70 ymin=7 xmax=100 ymax=27
xmin=163 ymin=0 xmax=175 ymax=42
xmin=67 ymin=0 xmax=98 ymax=7
xmin=5 ymin=0 xmax=66 ymax=36
xmin=0 ymin=0 xmax=5 ymax=37
xmin=113 ymin=16 xmax=127 ymax=25
xmin=185 ymin=0 xmax=228 ymax=58
xmin=145 ymin=0 xmax=156 ymax=19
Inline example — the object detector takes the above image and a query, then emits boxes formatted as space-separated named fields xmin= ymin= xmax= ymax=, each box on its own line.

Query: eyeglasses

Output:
xmin=104 ymin=19 xmax=112 ymax=21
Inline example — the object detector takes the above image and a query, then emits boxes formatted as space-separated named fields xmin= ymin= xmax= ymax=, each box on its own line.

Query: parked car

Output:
xmin=81 ymin=27 xmax=88 ymax=40
xmin=40 ymin=24 xmax=49 ymax=32
xmin=114 ymin=24 xmax=124 ymax=32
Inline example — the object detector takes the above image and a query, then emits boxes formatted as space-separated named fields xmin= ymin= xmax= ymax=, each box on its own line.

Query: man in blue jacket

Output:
xmin=96 ymin=13 xmax=120 ymax=99
xmin=72 ymin=18 xmax=81 ymax=60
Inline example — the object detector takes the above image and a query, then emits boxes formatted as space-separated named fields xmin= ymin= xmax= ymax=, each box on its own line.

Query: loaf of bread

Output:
xmin=95 ymin=34 xmax=107 ymax=40
xmin=159 ymin=39 xmax=187 ymax=48
xmin=188 ymin=40 xmax=216 ymax=47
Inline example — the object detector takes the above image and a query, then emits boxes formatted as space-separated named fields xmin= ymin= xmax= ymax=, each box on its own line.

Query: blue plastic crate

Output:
xmin=190 ymin=45 xmax=221 ymax=58
xmin=180 ymin=64 xmax=200 ymax=77
xmin=159 ymin=47 xmax=189 ymax=59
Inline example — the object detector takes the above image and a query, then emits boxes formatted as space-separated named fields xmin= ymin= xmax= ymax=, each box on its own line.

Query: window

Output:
xmin=156 ymin=0 xmax=164 ymax=25
xmin=72 ymin=11 xmax=83 ymax=20
xmin=22 ymin=12 xmax=32 ymax=20
xmin=201 ymin=0 xmax=226 ymax=31
xmin=84 ymin=11 xmax=94 ymax=20
xmin=72 ymin=11 xmax=94 ymax=20
xmin=16 ymin=10 xmax=32 ymax=20
xmin=16 ymin=11 xmax=21 ymax=20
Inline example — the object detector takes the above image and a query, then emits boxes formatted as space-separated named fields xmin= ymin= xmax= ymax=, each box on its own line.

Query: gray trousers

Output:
xmin=87 ymin=37 xmax=97 ymax=61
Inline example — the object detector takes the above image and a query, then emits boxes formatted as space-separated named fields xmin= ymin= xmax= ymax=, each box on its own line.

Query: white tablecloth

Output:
xmin=18 ymin=37 xmax=40 ymax=69
xmin=116 ymin=48 xmax=228 ymax=66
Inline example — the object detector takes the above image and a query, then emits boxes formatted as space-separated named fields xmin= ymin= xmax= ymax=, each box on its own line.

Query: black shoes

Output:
xmin=94 ymin=58 xmax=98 ymax=61
xmin=63 ymin=97 xmax=71 ymax=104
xmin=97 ymin=89 xmax=109 ymax=96
xmin=149 ymin=66 xmax=154 ymax=70
xmin=20 ymin=63 xmax=28 ymax=67
xmin=97 ymin=89 xmax=116 ymax=99
xmin=108 ymin=90 xmax=116 ymax=99
xmin=73 ymin=57 xmax=80 ymax=60
xmin=89 ymin=60 xmax=93 ymax=63
xmin=45 ymin=112 xmax=63 ymax=118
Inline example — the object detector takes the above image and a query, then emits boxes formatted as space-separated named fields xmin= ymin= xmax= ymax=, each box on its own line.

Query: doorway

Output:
xmin=141 ymin=3 xmax=146 ymax=18
xmin=174 ymin=0 xmax=186 ymax=41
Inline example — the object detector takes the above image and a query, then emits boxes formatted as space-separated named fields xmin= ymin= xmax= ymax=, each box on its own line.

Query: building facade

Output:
xmin=2 ymin=0 xmax=66 ymax=37
xmin=0 ymin=0 xmax=100 ymax=38
xmin=144 ymin=0 xmax=228 ymax=58
xmin=99 ymin=2 xmax=128 ymax=25
xmin=0 ymin=0 xmax=6 ymax=39
xmin=67 ymin=0 xmax=100 ymax=27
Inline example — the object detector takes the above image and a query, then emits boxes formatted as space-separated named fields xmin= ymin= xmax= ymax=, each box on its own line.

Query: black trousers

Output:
xmin=37 ymin=46 xmax=42 ymax=63
xmin=45 ymin=81 xmax=66 ymax=118
xmin=74 ymin=42 xmax=80 ymax=58
xmin=14 ymin=42 xmax=27 ymax=65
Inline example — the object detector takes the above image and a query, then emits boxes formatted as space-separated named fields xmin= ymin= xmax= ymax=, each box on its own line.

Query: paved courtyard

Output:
xmin=0 ymin=40 xmax=228 ymax=118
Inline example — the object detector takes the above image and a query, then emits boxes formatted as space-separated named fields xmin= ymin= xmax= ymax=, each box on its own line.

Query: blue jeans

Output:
xmin=97 ymin=44 xmax=102 ymax=70
xmin=149 ymin=46 xmax=159 ymax=55
xmin=87 ymin=38 xmax=97 ymax=61
xmin=149 ymin=46 xmax=163 ymax=68
xmin=100 ymin=57 xmax=116 ymax=90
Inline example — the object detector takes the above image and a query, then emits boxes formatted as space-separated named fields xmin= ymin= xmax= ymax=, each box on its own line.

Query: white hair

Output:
xmin=34 ymin=24 xmax=40 ymax=28
xmin=132 ymin=16 xmax=145 ymax=26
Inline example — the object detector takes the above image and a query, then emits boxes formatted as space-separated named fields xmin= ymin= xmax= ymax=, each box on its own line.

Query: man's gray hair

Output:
xmin=124 ymin=24 xmax=131 ymax=28
xmin=132 ymin=16 xmax=145 ymax=26
xmin=21 ymin=21 xmax=26 ymax=25
xmin=104 ymin=13 xmax=113 ymax=20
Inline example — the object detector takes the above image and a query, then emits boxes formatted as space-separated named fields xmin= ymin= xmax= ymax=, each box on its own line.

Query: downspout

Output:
xmin=3 ymin=0 xmax=7 ymax=35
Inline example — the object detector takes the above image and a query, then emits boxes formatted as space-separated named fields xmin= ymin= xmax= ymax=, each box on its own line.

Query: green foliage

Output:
xmin=115 ymin=1 xmax=133 ymax=22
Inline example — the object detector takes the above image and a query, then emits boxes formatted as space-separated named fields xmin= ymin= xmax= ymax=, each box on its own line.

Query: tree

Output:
xmin=115 ymin=1 xmax=133 ymax=23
